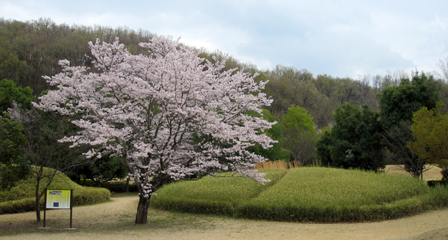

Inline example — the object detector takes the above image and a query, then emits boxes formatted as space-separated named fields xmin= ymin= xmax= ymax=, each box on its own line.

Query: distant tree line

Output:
xmin=1 ymin=17 xmax=448 ymax=193
xmin=0 ymin=17 xmax=154 ymax=95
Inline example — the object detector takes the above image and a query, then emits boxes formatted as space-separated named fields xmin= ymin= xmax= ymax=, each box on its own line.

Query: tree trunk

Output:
xmin=35 ymin=187 xmax=41 ymax=222
xmin=35 ymin=169 xmax=42 ymax=222
xmin=133 ymin=172 xmax=173 ymax=224
xmin=135 ymin=194 xmax=151 ymax=224
xmin=34 ymin=167 xmax=59 ymax=222
xmin=421 ymin=166 xmax=424 ymax=181
xmin=125 ymin=177 xmax=130 ymax=193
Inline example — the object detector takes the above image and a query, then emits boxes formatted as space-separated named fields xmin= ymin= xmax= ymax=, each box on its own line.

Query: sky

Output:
xmin=1 ymin=0 xmax=447 ymax=79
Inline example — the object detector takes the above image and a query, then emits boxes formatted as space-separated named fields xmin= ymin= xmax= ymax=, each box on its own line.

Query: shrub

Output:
xmin=0 ymin=187 xmax=110 ymax=214
xmin=71 ymin=187 xmax=111 ymax=206
xmin=0 ymin=198 xmax=37 ymax=214
xmin=82 ymin=179 xmax=139 ymax=193
xmin=0 ymin=167 xmax=84 ymax=202
xmin=0 ymin=166 xmax=111 ymax=214
xmin=442 ymin=168 xmax=448 ymax=180
xmin=427 ymin=180 xmax=447 ymax=187
xmin=153 ymin=198 xmax=235 ymax=216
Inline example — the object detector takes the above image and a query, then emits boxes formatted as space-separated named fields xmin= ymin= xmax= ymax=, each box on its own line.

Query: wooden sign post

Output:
xmin=43 ymin=189 xmax=74 ymax=229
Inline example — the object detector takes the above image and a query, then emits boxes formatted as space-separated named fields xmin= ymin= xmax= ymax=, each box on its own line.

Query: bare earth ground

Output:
xmin=384 ymin=165 xmax=443 ymax=181
xmin=1 ymin=166 xmax=447 ymax=240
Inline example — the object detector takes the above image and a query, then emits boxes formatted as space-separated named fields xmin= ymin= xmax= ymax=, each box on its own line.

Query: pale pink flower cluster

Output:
xmin=34 ymin=36 xmax=275 ymax=197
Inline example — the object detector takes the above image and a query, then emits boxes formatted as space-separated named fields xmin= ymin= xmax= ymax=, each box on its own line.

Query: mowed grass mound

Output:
xmin=152 ymin=167 xmax=448 ymax=222
xmin=0 ymin=166 xmax=110 ymax=214
xmin=150 ymin=169 xmax=287 ymax=216
xmin=238 ymin=167 xmax=448 ymax=222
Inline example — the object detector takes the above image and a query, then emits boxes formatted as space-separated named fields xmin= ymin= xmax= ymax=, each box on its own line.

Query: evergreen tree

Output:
xmin=317 ymin=103 xmax=384 ymax=171
xmin=378 ymin=72 xmax=439 ymax=178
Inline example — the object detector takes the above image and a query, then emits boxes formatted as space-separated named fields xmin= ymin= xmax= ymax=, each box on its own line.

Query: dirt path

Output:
xmin=1 ymin=194 xmax=448 ymax=240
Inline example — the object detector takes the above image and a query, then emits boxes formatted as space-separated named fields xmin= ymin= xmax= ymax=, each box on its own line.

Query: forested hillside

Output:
xmin=2 ymin=18 xmax=447 ymax=128
xmin=2 ymin=17 xmax=448 ymax=170
xmin=0 ymin=18 xmax=154 ymax=94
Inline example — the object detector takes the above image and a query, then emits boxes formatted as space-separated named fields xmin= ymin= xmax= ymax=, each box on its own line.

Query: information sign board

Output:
xmin=46 ymin=190 xmax=71 ymax=209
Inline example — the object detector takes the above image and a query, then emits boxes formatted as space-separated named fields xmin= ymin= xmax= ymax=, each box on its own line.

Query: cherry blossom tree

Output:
xmin=34 ymin=36 xmax=275 ymax=224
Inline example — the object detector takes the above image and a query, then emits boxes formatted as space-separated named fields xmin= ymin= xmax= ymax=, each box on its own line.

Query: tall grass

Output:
xmin=250 ymin=167 xmax=429 ymax=207
xmin=237 ymin=167 xmax=447 ymax=222
xmin=152 ymin=167 xmax=448 ymax=222
xmin=150 ymin=169 xmax=287 ymax=215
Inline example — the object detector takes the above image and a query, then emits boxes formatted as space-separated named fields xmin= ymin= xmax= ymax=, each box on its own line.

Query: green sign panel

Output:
xmin=46 ymin=190 xmax=71 ymax=209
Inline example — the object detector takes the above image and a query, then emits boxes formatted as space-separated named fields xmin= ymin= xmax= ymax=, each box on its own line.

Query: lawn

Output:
xmin=151 ymin=167 xmax=448 ymax=222
xmin=150 ymin=169 xmax=287 ymax=215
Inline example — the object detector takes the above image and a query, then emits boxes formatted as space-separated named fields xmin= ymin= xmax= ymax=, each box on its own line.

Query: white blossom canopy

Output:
xmin=34 ymin=36 xmax=275 ymax=196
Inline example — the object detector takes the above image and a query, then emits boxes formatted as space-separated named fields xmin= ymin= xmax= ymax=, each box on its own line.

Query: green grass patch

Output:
xmin=0 ymin=166 xmax=110 ymax=214
xmin=243 ymin=167 xmax=429 ymax=208
xmin=152 ymin=167 xmax=448 ymax=222
xmin=150 ymin=169 xmax=287 ymax=215
xmin=0 ymin=167 xmax=84 ymax=202
xmin=237 ymin=167 xmax=448 ymax=222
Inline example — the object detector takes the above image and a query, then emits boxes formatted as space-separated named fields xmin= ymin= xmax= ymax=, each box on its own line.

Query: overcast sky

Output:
xmin=1 ymin=0 xmax=447 ymax=79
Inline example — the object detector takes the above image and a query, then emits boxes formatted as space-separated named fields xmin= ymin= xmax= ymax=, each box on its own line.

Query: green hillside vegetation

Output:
xmin=151 ymin=168 xmax=448 ymax=222
xmin=151 ymin=169 xmax=287 ymax=216
xmin=0 ymin=166 xmax=110 ymax=214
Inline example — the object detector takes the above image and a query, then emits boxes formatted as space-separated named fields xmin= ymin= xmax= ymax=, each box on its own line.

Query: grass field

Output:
xmin=247 ymin=167 xmax=429 ymax=207
xmin=150 ymin=169 xmax=287 ymax=215
xmin=152 ymin=167 xmax=448 ymax=222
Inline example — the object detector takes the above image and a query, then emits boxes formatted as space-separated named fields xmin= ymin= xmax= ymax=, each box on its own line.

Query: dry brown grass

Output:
xmin=256 ymin=160 xmax=302 ymax=169
xmin=384 ymin=165 xmax=443 ymax=181
xmin=257 ymin=161 xmax=444 ymax=182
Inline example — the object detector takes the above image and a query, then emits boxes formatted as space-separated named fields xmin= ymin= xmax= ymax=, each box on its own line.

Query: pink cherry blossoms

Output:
xmin=34 ymin=36 xmax=275 ymax=200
